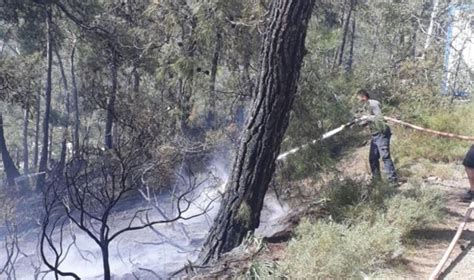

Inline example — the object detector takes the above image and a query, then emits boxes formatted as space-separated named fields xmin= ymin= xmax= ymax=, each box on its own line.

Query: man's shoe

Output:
xmin=461 ymin=190 xmax=474 ymax=202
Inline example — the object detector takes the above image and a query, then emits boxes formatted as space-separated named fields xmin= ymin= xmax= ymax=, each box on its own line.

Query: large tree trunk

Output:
xmin=0 ymin=113 xmax=21 ymax=186
xmin=199 ymin=0 xmax=315 ymax=263
xmin=70 ymin=40 xmax=80 ymax=155
xmin=37 ymin=8 xmax=53 ymax=190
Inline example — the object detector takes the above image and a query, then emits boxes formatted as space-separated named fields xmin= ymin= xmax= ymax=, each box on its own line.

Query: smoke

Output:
xmin=0 ymin=150 xmax=289 ymax=279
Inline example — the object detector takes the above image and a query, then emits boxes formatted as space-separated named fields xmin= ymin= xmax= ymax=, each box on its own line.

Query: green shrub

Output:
xmin=392 ymin=104 xmax=474 ymax=164
xmin=280 ymin=219 xmax=402 ymax=279
xmin=322 ymin=179 xmax=366 ymax=216
xmin=385 ymin=186 xmax=445 ymax=237
xmin=322 ymin=179 xmax=395 ymax=222
xmin=279 ymin=181 xmax=445 ymax=279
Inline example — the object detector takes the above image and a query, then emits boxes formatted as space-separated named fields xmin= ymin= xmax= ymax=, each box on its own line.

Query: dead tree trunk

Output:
xmin=0 ymin=113 xmax=21 ymax=186
xmin=199 ymin=0 xmax=315 ymax=263
xmin=37 ymin=8 xmax=53 ymax=190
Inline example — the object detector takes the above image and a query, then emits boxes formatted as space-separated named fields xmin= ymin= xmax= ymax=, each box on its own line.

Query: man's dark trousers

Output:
xmin=369 ymin=126 xmax=398 ymax=183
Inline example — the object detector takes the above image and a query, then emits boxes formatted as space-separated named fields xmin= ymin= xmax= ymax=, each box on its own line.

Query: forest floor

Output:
xmin=381 ymin=168 xmax=474 ymax=280
xmin=187 ymin=143 xmax=474 ymax=280
xmin=334 ymin=144 xmax=474 ymax=279
xmin=317 ymin=143 xmax=474 ymax=280
xmin=323 ymin=144 xmax=474 ymax=279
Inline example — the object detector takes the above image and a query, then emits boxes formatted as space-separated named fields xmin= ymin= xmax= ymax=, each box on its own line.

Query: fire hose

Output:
xmin=277 ymin=116 xmax=474 ymax=161
xmin=386 ymin=113 xmax=474 ymax=278
xmin=383 ymin=116 xmax=474 ymax=142
xmin=277 ymin=116 xmax=474 ymax=279
xmin=277 ymin=119 xmax=359 ymax=161
xmin=429 ymin=201 xmax=474 ymax=280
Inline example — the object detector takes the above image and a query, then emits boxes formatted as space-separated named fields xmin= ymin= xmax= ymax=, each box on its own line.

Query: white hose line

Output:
xmin=384 ymin=117 xmax=474 ymax=141
xmin=278 ymin=116 xmax=474 ymax=161
xmin=429 ymin=201 xmax=474 ymax=280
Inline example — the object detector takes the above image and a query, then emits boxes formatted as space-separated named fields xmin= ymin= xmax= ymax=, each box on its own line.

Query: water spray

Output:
xmin=277 ymin=119 xmax=360 ymax=161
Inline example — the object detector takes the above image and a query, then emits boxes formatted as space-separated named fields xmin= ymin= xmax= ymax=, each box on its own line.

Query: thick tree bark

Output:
xmin=23 ymin=108 xmax=29 ymax=174
xmin=0 ymin=113 xmax=21 ymax=186
xmin=199 ymin=0 xmax=315 ymax=263
xmin=37 ymin=8 xmax=53 ymax=190
xmin=105 ymin=47 xmax=118 ymax=149
xmin=70 ymin=40 xmax=80 ymax=155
